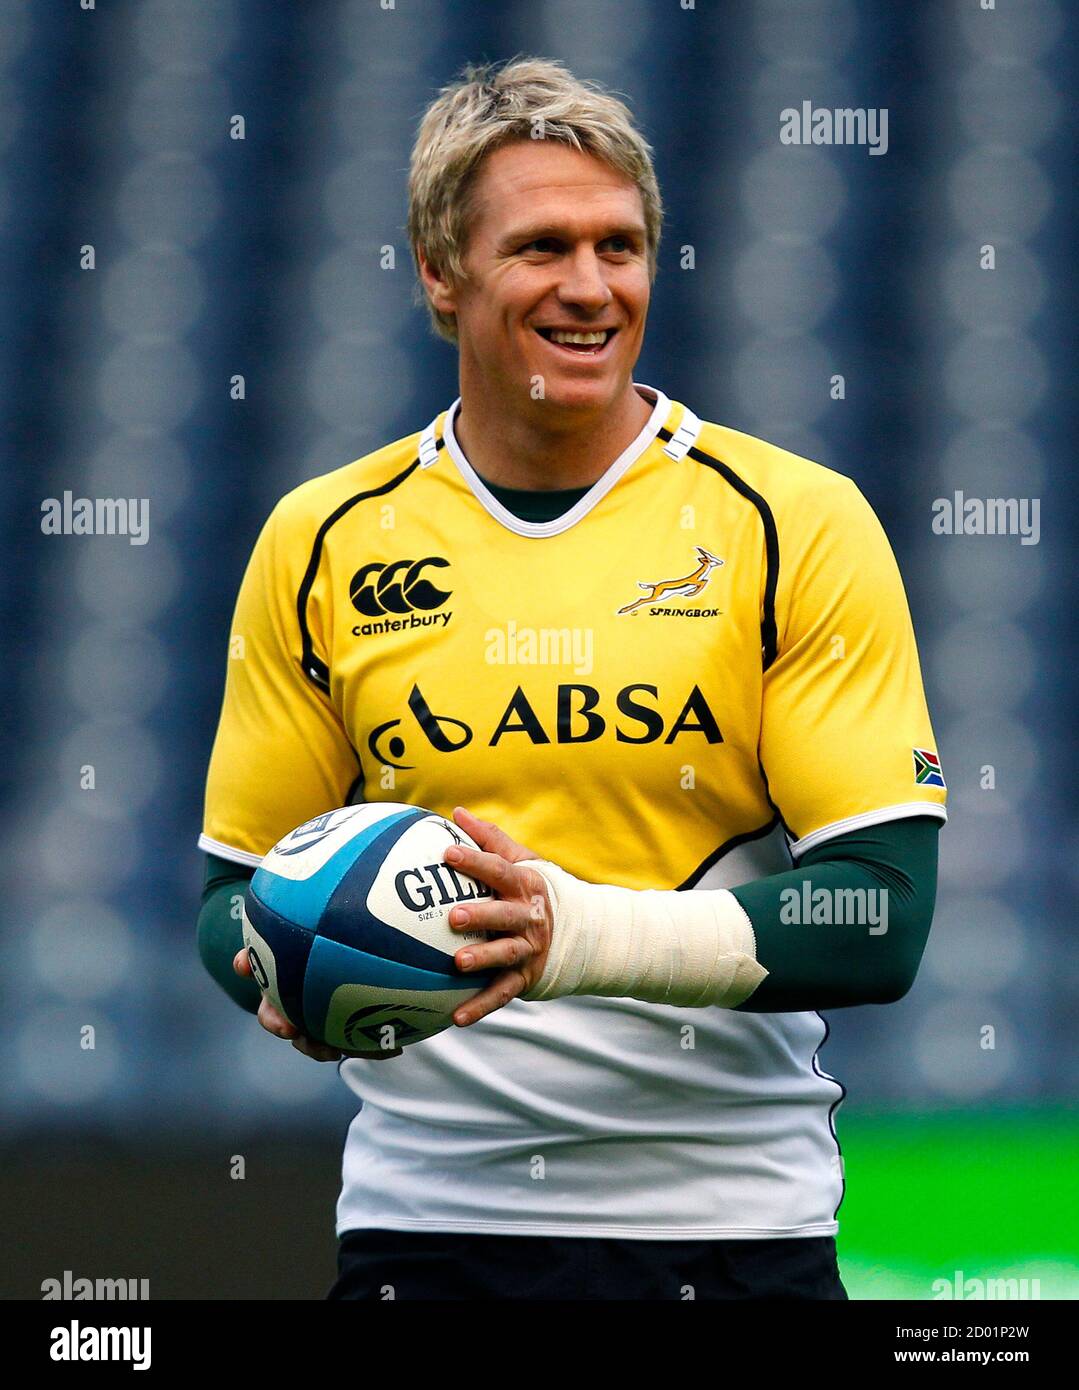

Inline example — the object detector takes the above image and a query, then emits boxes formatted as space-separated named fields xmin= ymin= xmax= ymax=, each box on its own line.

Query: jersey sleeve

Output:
xmin=759 ymin=474 xmax=947 ymax=857
xmin=199 ymin=496 xmax=360 ymax=866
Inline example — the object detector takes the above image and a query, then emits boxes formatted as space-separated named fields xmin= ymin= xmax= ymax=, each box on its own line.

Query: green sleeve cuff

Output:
xmin=197 ymin=853 xmax=261 ymax=1014
xmin=731 ymin=815 xmax=941 ymax=1011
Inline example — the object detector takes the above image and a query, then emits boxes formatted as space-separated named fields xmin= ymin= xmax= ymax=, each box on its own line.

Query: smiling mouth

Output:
xmin=535 ymin=327 xmax=618 ymax=354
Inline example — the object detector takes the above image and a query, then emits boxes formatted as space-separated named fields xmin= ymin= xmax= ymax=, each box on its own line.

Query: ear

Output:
xmin=417 ymin=247 xmax=458 ymax=317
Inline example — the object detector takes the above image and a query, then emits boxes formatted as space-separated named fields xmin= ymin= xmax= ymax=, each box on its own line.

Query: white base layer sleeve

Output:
xmin=518 ymin=861 xmax=769 ymax=1009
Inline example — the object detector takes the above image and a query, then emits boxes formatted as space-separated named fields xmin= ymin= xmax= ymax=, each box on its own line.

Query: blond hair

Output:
xmin=407 ymin=57 xmax=663 ymax=343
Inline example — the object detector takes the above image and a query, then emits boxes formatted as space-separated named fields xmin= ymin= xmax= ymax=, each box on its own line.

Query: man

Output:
xmin=198 ymin=57 xmax=946 ymax=1300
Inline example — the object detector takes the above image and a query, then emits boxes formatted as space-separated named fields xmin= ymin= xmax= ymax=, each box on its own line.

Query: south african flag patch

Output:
xmin=913 ymin=748 xmax=946 ymax=788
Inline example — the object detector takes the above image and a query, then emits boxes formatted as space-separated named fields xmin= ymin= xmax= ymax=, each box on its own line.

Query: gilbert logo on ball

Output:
xmin=242 ymin=804 xmax=494 ymax=1051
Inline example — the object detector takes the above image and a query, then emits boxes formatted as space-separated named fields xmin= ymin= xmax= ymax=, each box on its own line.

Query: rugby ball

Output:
xmin=242 ymin=803 xmax=494 ymax=1051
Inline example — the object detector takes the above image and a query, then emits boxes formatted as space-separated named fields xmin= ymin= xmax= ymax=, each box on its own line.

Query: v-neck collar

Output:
xmin=435 ymin=383 xmax=673 ymax=539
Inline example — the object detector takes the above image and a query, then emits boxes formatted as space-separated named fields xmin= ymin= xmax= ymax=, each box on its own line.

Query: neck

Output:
xmin=452 ymin=384 xmax=655 ymax=491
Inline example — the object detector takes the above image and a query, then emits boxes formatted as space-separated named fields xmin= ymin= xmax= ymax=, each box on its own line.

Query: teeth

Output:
xmin=548 ymin=330 xmax=609 ymax=346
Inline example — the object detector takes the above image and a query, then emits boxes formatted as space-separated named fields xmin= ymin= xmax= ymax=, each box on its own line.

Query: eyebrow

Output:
xmin=499 ymin=221 xmax=648 ymax=248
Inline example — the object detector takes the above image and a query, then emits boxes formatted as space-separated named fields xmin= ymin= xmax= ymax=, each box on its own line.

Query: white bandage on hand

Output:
xmin=518 ymin=861 xmax=768 ymax=1009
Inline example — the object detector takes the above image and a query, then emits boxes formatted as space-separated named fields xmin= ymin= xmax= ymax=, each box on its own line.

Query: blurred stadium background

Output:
xmin=1 ymin=0 xmax=1075 ymax=1299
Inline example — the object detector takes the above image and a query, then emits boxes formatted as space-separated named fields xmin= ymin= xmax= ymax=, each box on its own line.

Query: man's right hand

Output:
xmin=233 ymin=948 xmax=403 ymax=1063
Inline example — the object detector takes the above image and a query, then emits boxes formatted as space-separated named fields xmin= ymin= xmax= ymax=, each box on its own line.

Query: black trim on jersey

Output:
xmin=662 ymin=425 xmax=846 ymax=1210
xmin=813 ymin=1011 xmax=848 ymax=1223
xmin=659 ymin=426 xmax=780 ymax=671
xmin=657 ymin=425 xmax=791 ymax=845
xmin=676 ymin=816 xmax=780 ymax=891
xmin=756 ymin=754 xmax=797 ymax=859
xmin=295 ymin=449 xmax=438 ymax=692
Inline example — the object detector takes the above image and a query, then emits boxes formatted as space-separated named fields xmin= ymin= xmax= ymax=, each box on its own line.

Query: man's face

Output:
xmin=427 ymin=140 xmax=652 ymax=417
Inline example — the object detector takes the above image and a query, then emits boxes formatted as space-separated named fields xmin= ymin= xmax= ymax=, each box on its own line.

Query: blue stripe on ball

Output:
xmin=243 ymin=888 xmax=316 ymax=1035
xmin=302 ymin=934 xmax=493 ymax=1041
xmin=251 ymin=807 xmax=426 ymax=931
xmin=317 ymin=818 xmax=478 ymax=973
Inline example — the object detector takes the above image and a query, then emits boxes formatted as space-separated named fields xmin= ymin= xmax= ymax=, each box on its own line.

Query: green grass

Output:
xmin=835 ymin=1107 xmax=1079 ymax=1299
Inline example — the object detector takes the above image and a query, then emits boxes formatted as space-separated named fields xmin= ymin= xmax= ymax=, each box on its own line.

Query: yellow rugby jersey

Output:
xmin=201 ymin=384 xmax=946 ymax=877
xmin=201 ymin=383 xmax=947 ymax=1239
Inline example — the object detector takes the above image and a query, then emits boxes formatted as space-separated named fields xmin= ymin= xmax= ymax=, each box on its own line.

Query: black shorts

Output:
xmin=329 ymin=1227 xmax=848 ymax=1301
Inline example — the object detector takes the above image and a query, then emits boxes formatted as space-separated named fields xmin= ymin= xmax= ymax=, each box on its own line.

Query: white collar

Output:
xmin=435 ymin=384 xmax=672 ymax=539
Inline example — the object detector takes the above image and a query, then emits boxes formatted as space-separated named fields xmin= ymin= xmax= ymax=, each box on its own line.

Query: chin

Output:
xmin=539 ymin=374 xmax=620 ymax=414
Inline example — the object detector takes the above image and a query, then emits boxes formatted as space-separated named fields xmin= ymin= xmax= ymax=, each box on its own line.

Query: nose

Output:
xmin=556 ymin=246 xmax=613 ymax=313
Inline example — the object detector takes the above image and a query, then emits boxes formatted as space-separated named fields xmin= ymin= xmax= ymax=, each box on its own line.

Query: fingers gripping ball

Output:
xmin=241 ymin=804 xmax=494 ymax=1052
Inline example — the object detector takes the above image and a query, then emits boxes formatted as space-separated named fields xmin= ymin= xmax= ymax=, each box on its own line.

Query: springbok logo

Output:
xmin=617 ymin=547 xmax=724 ymax=615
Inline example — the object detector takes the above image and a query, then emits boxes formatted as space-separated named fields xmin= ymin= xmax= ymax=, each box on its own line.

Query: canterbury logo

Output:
xmin=350 ymin=556 xmax=452 ymax=617
xmin=617 ymin=547 xmax=724 ymax=615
